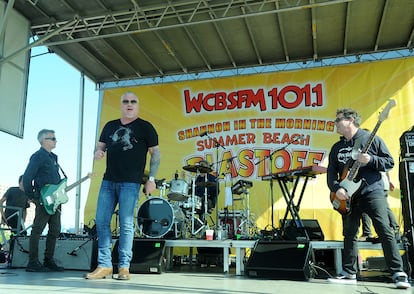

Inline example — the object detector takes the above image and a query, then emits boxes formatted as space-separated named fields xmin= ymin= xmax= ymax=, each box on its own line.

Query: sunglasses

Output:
xmin=44 ymin=137 xmax=57 ymax=141
xmin=122 ymin=100 xmax=138 ymax=105
xmin=334 ymin=117 xmax=348 ymax=123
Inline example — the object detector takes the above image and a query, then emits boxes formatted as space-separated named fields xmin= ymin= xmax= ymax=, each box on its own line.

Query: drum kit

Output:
xmin=136 ymin=162 xmax=217 ymax=239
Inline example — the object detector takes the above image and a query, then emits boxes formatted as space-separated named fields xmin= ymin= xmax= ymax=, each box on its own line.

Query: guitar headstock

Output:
xmin=378 ymin=99 xmax=396 ymax=122
xmin=87 ymin=172 xmax=96 ymax=178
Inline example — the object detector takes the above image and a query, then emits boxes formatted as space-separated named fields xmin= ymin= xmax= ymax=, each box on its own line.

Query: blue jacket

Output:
xmin=23 ymin=147 xmax=61 ymax=199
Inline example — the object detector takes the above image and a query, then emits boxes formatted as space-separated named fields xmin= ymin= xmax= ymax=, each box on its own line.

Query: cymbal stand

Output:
xmin=158 ymin=181 xmax=168 ymax=198
xmin=237 ymin=186 xmax=252 ymax=238
xmin=190 ymin=174 xmax=205 ymax=236
xmin=204 ymin=132 xmax=226 ymax=229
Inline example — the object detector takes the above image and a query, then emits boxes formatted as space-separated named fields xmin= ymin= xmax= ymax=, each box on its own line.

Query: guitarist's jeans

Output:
xmin=342 ymin=192 xmax=404 ymax=275
xmin=95 ymin=180 xmax=140 ymax=269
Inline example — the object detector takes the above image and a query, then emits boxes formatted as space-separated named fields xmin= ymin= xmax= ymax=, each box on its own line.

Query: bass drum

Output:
xmin=137 ymin=197 xmax=185 ymax=238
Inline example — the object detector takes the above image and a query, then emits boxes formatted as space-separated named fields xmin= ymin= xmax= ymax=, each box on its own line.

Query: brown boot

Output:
xmin=117 ymin=267 xmax=130 ymax=280
xmin=85 ymin=267 xmax=113 ymax=279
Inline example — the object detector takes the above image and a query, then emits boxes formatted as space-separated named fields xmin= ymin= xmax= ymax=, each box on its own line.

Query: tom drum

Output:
xmin=167 ymin=179 xmax=189 ymax=201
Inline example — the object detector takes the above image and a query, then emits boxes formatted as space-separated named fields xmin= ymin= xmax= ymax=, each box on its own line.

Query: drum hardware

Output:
xmin=189 ymin=174 xmax=207 ymax=236
xmin=195 ymin=181 xmax=217 ymax=187
xmin=155 ymin=178 xmax=167 ymax=189
xmin=231 ymin=179 xmax=253 ymax=195
xmin=219 ymin=180 xmax=254 ymax=239
xmin=156 ymin=179 xmax=169 ymax=198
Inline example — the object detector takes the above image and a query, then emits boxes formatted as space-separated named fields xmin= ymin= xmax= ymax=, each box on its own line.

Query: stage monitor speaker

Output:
xmin=112 ymin=238 xmax=165 ymax=274
xmin=399 ymin=159 xmax=414 ymax=233
xmin=399 ymin=158 xmax=414 ymax=277
xmin=245 ymin=240 xmax=313 ymax=281
xmin=400 ymin=128 xmax=414 ymax=158
xmin=11 ymin=236 xmax=97 ymax=270
xmin=282 ymin=219 xmax=324 ymax=241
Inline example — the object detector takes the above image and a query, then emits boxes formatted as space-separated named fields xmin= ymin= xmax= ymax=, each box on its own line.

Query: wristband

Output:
xmin=148 ymin=176 xmax=155 ymax=182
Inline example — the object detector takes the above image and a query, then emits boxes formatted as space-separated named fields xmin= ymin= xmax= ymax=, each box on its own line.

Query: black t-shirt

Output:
xmin=99 ymin=118 xmax=158 ymax=183
xmin=4 ymin=187 xmax=29 ymax=217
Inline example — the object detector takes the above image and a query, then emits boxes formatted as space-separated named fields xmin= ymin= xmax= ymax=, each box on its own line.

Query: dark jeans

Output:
xmin=342 ymin=191 xmax=403 ymax=275
xmin=28 ymin=200 xmax=61 ymax=262
xmin=360 ymin=196 xmax=399 ymax=236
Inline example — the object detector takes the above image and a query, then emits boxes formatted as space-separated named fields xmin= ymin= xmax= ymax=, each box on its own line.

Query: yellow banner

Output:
xmin=85 ymin=57 xmax=414 ymax=241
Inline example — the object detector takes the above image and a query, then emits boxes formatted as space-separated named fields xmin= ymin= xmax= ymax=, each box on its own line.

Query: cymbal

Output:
xmin=182 ymin=164 xmax=212 ymax=173
xmin=196 ymin=181 xmax=217 ymax=187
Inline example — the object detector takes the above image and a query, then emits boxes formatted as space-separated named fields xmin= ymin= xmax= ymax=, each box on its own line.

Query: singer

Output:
xmin=86 ymin=92 xmax=161 ymax=281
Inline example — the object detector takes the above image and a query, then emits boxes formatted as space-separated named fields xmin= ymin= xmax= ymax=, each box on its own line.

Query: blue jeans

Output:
xmin=95 ymin=180 xmax=140 ymax=269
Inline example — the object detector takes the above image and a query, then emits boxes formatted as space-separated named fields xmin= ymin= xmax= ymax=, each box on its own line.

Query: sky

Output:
xmin=0 ymin=46 xmax=100 ymax=231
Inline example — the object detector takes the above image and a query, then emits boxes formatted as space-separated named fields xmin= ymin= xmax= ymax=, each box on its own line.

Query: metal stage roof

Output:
xmin=9 ymin=0 xmax=414 ymax=84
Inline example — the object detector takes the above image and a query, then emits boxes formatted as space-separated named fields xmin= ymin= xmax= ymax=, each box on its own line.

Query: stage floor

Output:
xmin=0 ymin=266 xmax=410 ymax=294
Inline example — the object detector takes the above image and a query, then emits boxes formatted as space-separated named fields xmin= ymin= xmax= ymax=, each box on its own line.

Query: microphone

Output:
xmin=175 ymin=170 xmax=178 ymax=180
xmin=200 ymin=131 xmax=208 ymax=137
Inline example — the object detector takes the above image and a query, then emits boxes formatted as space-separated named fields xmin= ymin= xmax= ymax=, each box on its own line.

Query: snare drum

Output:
xmin=167 ymin=179 xmax=189 ymax=201
xmin=137 ymin=197 xmax=185 ymax=238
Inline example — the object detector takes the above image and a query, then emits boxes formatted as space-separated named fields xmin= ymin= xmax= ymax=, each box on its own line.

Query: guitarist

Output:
xmin=22 ymin=129 xmax=64 ymax=272
xmin=326 ymin=108 xmax=410 ymax=289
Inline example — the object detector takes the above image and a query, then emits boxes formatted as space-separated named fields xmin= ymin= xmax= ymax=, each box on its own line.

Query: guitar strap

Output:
xmin=351 ymin=132 xmax=371 ymax=159
xmin=57 ymin=163 xmax=68 ymax=180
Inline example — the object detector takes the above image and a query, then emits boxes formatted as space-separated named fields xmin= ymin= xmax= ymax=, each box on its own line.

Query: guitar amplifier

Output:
xmin=11 ymin=236 xmax=97 ymax=270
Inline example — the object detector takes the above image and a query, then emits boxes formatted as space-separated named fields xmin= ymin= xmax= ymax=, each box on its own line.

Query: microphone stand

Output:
xmin=255 ymin=137 xmax=299 ymax=238
xmin=203 ymin=132 xmax=225 ymax=231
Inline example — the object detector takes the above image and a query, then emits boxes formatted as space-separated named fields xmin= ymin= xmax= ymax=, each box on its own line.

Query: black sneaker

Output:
xmin=26 ymin=260 xmax=50 ymax=272
xmin=44 ymin=258 xmax=64 ymax=272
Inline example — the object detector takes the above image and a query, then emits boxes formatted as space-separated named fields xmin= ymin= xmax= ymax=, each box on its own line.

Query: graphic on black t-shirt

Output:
xmin=337 ymin=146 xmax=352 ymax=164
xmin=111 ymin=126 xmax=134 ymax=151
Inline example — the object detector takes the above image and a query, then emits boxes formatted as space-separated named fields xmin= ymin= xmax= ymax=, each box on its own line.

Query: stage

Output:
xmin=0 ymin=267 xmax=408 ymax=294
xmin=2 ymin=235 xmax=411 ymax=293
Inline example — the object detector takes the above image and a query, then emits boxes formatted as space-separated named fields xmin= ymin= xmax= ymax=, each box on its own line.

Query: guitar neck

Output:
xmin=65 ymin=175 xmax=91 ymax=192
xmin=347 ymin=114 xmax=385 ymax=181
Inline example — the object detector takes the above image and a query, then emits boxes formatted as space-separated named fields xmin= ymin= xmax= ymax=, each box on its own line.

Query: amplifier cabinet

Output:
xmin=112 ymin=238 xmax=165 ymax=274
xmin=400 ymin=131 xmax=414 ymax=158
xmin=11 ymin=236 xmax=97 ymax=270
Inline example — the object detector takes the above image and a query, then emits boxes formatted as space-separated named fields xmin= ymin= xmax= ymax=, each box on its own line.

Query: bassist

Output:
xmin=326 ymin=108 xmax=410 ymax=289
